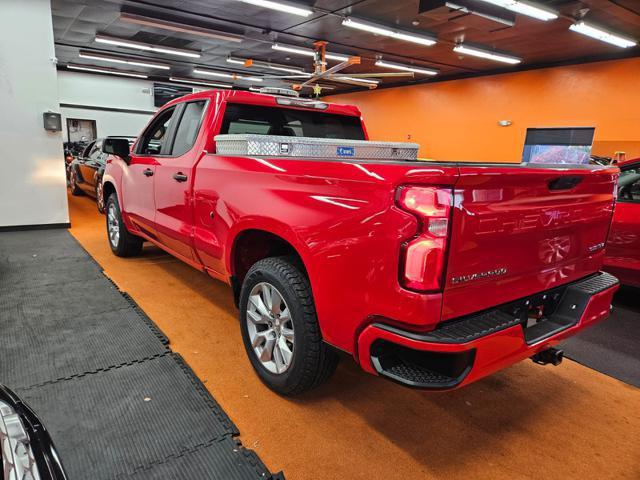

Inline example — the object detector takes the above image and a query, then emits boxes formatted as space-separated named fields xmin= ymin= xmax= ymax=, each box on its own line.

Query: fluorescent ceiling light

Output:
xmin=375 ymin=59 xmax=439 ymax=76
xmin=569 ymin=21 xmax=637 ymax=48
xmin=95 ymin=34 xmax=201 ymax=58
xmin=226 ymin=57 xmax=246 ymax=66
xmin=342 ymin=17 xmax=436 ymax=46
xmin=193 ymin=68 xmax=264 ymax=82
xmin=476 ymin=0 xmax=557 ymax=21
xmin=227 ymin=56 xmax=307 ymax=74
xmin=169 ymin=76 xmax=233 ymax=88
xmin=119 ymin=12 xmax=243 ymax=42
xmin=232 ymin=0 xmax=313 ymax=17
xmin=453 ymin=44 xmax=522 ymax=64
xmin=78 ymin=51 xmax=170 ymax=70
xmin=268 ymin=65 xmax=309 ymax=74
xmin=271 ymin=43 xmax=350 ymax=62
xmin=336 ymin=76 xmax=379 ymax=85
xmin=443 ymin=1 xmax=515 ymax=26
xmin=67 ymin=64 xmax=148 ymax=78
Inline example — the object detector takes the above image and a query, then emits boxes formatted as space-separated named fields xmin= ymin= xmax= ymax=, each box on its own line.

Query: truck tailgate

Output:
xmin=442 ymin=165 xmax=618 ymax=320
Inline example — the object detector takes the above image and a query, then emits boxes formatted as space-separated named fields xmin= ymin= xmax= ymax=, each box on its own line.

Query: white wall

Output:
xmin=57 ymin=71 xmax=156 ymax=141
xmin=0 ymin=0 xmax=69 ymax=228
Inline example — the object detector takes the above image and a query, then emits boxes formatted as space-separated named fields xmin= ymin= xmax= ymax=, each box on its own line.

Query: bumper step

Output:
xmin=370 ymin=341 xmax=474 ymax=389
xmin=375 ymin=272 xmax=619 ymax=345
xmin=368 ymin=272 xmax=618 ymax=389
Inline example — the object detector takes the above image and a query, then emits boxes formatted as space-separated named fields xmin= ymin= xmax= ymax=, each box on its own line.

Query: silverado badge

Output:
xmin=450 ymin=267 xmax=508 ymax=285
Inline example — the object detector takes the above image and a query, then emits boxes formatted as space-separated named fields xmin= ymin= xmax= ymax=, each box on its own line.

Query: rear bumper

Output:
xmin=356 ymin=272 xmax=619 ymax=390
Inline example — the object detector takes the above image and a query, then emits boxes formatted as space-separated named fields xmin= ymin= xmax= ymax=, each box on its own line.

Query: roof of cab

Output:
xmin=161 ymin=89 xmax=362 ymax=117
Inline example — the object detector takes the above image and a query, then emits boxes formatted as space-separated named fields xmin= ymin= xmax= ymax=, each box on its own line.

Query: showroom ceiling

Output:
xmin=52 ymin=0 xmax=640 ymax=94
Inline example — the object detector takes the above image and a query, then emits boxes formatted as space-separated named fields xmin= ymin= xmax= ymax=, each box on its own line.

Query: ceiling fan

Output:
xmin=242 ymin=41 xmax=415 ymax=95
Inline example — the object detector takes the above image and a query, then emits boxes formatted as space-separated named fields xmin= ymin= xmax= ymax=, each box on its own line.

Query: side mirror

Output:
xmin=103 ymin=138 xmax=131 ymax=163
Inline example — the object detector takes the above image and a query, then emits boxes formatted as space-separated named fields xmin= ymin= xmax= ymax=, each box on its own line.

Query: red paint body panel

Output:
xmin=443 ymin=166 xmax=618 ymax=319
xmin=604 ymin=160 xmax=640 ymax=287
xmin=357 ymin=283 xmax=619 ymax=389
xmin=104 ymin=89 xmax=620 ymax=389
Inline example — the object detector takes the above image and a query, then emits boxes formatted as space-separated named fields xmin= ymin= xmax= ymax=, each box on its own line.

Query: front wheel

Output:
xmin=105 ymin=193 xmax=143 ymax=257
xmin=95 ymin=178 xmax=105 ymax=213
xmin=239 ymin=256 xmax=338 ymax=395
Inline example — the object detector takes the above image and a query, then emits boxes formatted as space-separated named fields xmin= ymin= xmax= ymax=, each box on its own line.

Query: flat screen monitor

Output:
xmin=522 ymin=127 xmax=595 ymax=165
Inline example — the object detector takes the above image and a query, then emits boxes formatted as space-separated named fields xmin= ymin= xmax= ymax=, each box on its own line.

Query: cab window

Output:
xmin=171 ymin=101 xmax=207 ymax=156
xmin=137 ymin=107 xmax=176 ymax=155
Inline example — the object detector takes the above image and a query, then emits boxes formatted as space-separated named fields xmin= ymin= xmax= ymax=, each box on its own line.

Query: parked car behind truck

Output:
xmin=68 ymin=137 xmax=135 ymax=212
xmin=604 ymin=158 xmax=640 ymax=287
xmin=101 ymin=89 xmax=620 ymax=395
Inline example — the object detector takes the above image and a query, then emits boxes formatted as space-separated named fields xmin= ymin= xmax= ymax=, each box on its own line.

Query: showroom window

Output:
xmin=171 ymin=101 xmax=207 ymax=156
xmin=137 ymin=107 xmax=176 ymax=155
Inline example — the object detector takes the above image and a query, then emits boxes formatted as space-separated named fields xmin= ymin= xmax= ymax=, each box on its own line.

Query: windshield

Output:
xmin=220 ymin=103 xmax=365 ymax=140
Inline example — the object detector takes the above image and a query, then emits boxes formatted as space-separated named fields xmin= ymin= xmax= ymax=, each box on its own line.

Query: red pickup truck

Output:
xmin=101 ymin=89 xmax=620 ymax=395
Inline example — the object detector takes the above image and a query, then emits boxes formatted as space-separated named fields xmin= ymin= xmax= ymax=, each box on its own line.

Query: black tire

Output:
xmin=69 ymin=168 xmax=84 ymax=196
xmin=239 ymin=256 xmax=338 ymax=395
xmin=105 ymin=193 xmax=143 ymax=257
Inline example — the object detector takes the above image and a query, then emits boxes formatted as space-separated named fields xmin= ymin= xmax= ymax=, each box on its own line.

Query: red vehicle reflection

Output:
xmin=605 ymin=159 xmax=640 ymax=287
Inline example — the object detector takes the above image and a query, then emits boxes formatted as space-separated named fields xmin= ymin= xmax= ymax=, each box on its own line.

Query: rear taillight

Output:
xmin=397 ymin=186 xmax=453 ymax=292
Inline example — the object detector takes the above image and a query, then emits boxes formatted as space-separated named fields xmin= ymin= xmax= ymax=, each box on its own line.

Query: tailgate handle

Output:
xmin=548 ymin=176 xmax=582 ymax=191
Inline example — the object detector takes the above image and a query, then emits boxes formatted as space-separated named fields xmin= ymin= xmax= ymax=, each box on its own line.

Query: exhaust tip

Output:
xmin=531 ymin=347 xmax=564 ymax=366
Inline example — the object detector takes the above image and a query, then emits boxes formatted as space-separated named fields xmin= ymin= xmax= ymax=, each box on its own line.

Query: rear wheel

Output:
xmin=239 ymin=256 xmax=338 ymax=395
xmin=105 ymin=193 xmax=143 ymax=257
xmin=69 ymin=169 xmax=83 ymax=196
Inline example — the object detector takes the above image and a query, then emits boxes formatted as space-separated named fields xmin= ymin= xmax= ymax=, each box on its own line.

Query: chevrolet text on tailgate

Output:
xmin=101 ymin=90 xmax=620 ymax=395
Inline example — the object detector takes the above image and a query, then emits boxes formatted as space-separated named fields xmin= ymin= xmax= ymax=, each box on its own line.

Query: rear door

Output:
xmin=122 ymin=106 xmax=177 ymax=238
xmin=153 ymin=99 xmax=208 ymax=261
xmin=442 ymin=165 xmax=618 ymax=320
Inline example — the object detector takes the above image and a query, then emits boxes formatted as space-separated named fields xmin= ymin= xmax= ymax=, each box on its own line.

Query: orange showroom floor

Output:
xmin=68 ymin=193 xmax=640 ymax=480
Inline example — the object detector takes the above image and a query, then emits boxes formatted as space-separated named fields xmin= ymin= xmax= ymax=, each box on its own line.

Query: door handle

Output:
xmin=143 ymin=168 xmax=154 ymax=177
xmin=173 ymin=172 xmax=188 ymax=183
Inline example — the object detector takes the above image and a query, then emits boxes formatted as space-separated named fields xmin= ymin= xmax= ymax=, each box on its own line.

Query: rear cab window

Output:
xmin=220 ymin=103 xmax=365 ymax=140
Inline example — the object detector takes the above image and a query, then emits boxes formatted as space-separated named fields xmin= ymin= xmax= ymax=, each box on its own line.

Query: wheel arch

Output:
xmin=102 ymin=179 xmax=117 ymax=204
xmin=228 ymin=228 xmax=309 ymax=307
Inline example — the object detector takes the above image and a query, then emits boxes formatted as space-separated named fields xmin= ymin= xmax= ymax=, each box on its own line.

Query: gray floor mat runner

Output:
xmin=0 ymin=229 xmax=282 ymax=479
xmin=562 ymin=286 xmax=640 ymax=387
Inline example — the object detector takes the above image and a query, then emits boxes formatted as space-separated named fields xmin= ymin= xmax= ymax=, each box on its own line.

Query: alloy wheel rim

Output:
xmin=96 ymin=183 xmax=104 ymax=210
xmin=107 ymin=203 xmax=120 ymax=247
xmin=246 ymin=282 xmax=295 ymax=374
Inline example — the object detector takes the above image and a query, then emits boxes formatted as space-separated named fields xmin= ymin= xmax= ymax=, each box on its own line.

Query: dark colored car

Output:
xmin=605 ymin=159 xmax=640 ymax=287
xmin=68 ymin=137 xmax=135 ymax=212
xmin=0 ymin=384 xmax=67 ymax=480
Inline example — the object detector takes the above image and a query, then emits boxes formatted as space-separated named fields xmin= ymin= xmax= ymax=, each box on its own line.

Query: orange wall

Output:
xmin=326 ymin=57 xmax=640 ymax=163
